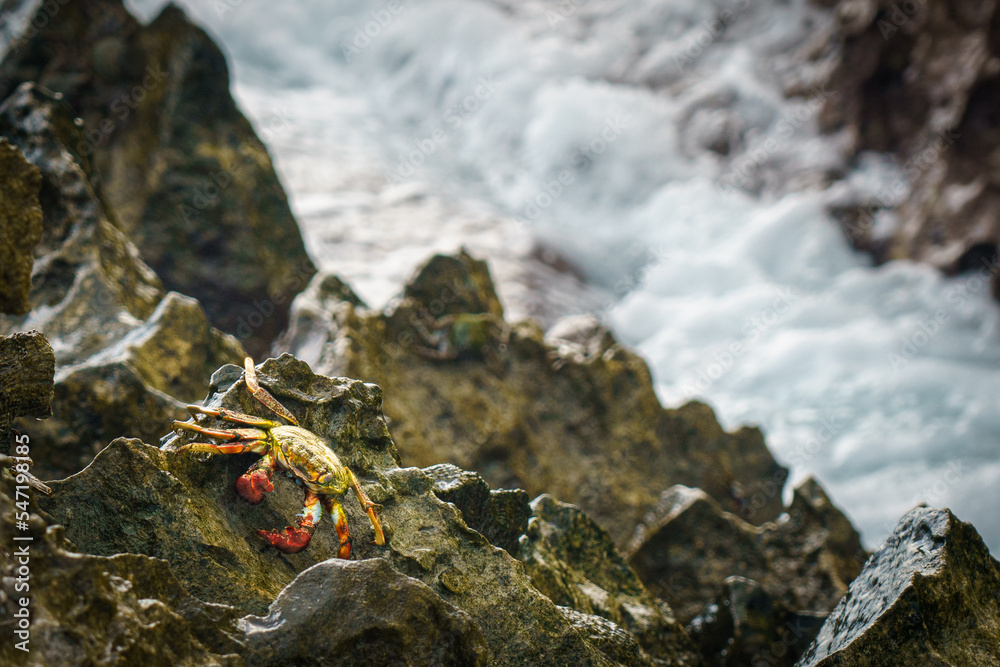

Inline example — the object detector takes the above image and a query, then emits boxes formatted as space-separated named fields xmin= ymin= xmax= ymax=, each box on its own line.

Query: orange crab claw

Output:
xmin=258 ymin=521 xmax=315 ymax=554
xmin=236 ymin=469 xmax=274 ymax=504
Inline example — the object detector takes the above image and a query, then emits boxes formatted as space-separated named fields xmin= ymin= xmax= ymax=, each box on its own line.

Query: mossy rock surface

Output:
xmin=0 ymin=138 xmax=42 ymax=315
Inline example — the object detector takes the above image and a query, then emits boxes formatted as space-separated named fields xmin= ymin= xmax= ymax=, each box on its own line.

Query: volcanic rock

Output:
xmin=0 ymin=138 xmax=42 ymax=315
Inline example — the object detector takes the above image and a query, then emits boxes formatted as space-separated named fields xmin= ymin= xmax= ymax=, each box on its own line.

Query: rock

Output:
xmin=278 ymin=252 xmax=789 ymax=547
xmin=0 ymin=476 xmax=243 ymax=666
xmin=0 ymin=138 xmax=42 ymax=315
xmin=241 ymin=558 xmax=489 ymax=666
xmin=520 ymin=494 xmax=701 ymax=666
xmin=40 ymin=355 xmax=621 ymax=665
xmin=561 ymin=607 xmax=658 ymax=667
xmin=0 ymin=83 xmax=245 ymax=480
xmin=625 ymin=479 xmax=868 ymax=626
xmin=687 ymin=576 xmax=826 ymax=667
xmin=811 ymin=0 xmax=1000 ymax=294
xmin=797 ymin=506 xmax=1000 ymax=666
xmin=0 ymin=0 xmax=316 ymax=355
xmin=424 ymin=463 xmax=530 ymax=557
xmin=0 ymin=331 xmax=54 ymax=445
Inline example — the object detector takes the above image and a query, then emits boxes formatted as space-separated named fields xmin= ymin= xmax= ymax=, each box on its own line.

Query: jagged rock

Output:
xmin=0 ymin=0 xmax=316 ymax=355
xmin=797 ymin=506 xmax=1000 ymax=666
xmin=241 ymin=558 xmax=489 ymax=666
xmin=520 ymin=494 xmax=701 ymax=666
xmin=687 ymin=576 xmax=826 ymax=667
xmin=0 ymin=138 xmax=42 ymax=315
xmin=625 ymin=479 xmax=868 ymax=626
xmin=561 ymin=607 xmax=658 ymax=667
xmin=278 ymin=252 xmax=789 ymax=547
xmin=0 ymin=476 xmax=243 ymax=666
xmin=0 ymin=331 xmax=54 ymax=446
xmin=424 ymin=463 xmax=530 ymax=557
xmin=811 ymin=0 xmax=1000 ymax=294
xmin=0 ymin=84 xmax=244 ymax=480
xmin=40 ymin=355 xmax=622 ymax=665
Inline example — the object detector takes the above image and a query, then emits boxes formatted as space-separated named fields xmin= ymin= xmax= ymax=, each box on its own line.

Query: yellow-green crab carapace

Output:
xmin=172 ymin=357 xmax=386 ymax=556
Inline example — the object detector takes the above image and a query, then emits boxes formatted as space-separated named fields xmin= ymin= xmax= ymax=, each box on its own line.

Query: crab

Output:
xmin=171 ymin=357 xmax=385 ymax=556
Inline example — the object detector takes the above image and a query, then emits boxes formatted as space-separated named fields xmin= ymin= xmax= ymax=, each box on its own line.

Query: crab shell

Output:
xmin=269 ymin=424 xmax=353 ymax=495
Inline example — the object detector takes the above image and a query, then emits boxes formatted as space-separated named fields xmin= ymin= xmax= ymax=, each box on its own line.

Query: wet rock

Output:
xmin=520 ymin=494 xmax=701 ymax=666
xmin=0 ymin=84 xmax=244 ymax=480
xmin=0 ymin=138 xmax=42 ymax=315
xmin=40 ymin=355 xmax=619 ymax=665
xmin=0 ymin=331 xmax=54 ymax=446
xmin=0 ymin=0 xmax=316 ymax=355
xmin=811 ymin=0 xmax=1000 ymax=294
xmin=424 ymin=463 xmax=530 ymax=557
xmin=687 ymin=576 xmax=826 ymax=667
xmin=797 ymin=506 xmax=1000 ymax=666
xmin=625 ymin=479 xmax=868 ymax=626
xmin=0 ymin=476 xmax=243 ymax=666
xmin=279 ymin=252 xmax=789 ymax=547
xmin=241 ymin=558 xmax=489 ymax=667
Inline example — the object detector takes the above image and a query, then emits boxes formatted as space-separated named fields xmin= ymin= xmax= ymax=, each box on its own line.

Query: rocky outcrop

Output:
xmin=279 ymin=251 xmax=789 ymax=546
xmin=0 ymin=330 xmax=53 ymax=446
xmin=241 ymin=558 xmax=489 ymax=666
xmin=797 ymin=506 xmax=1000 ymax=666
xmin=0 ymin=138 xmax=42 ymax=315
xmin=520 ymin=494 xmax=701 ymax=666
xmin=40 ymin=355 xmax=637 ymax=666
xmin=0 ymin=0 xmax=316 ymax=355
xmin=625 ymin=479 xmax=868 ymax=625
xmin=811 ymin=0 xmax=1000 ymax=295
xmin=0 ymin=83 xmax=245 ymax=480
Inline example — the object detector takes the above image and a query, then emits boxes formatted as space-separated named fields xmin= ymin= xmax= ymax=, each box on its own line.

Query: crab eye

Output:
xmin=318 ymin=473 xmax=333 ymax=484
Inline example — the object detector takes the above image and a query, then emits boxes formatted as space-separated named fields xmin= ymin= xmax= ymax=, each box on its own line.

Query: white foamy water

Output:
xmin=126 ymin=0 xmax=1000 ymax=552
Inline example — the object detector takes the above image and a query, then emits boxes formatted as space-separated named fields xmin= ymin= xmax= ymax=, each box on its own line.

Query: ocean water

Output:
xmin=126 ymin=0 xmax=1000 ymax=553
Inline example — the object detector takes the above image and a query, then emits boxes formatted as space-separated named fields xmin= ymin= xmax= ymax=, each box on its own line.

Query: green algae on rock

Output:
xmin=40 ymin=355 xmax=624 ymax=665
xmin=0 ymin=0 xmax=316 ymax=356
xmin=520 ymin=494 xmax=701 ymax=666
xmin=0 ymin=138 xmax=42 ymax=315
xmin=797 ymin=506 xmax=1000 ymax=666
xmin=241 ymin=558 xmax=489 ymax=667
xmin=278 ymin=251 xmax=789 ymax=548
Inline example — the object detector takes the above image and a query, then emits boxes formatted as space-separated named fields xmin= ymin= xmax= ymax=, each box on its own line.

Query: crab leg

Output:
xmin=243 ymin=357 xmax=299 ymax=425
xmin=186 ymin=404 xmax=278 ymax=429
xmin=236 ymin=454 xmax=277 ymax=504
xmin=258 ymin=489 xmax=320 ymax=554
xmin=172 ymin=421 xmax=267 ymax=441
xmin=176 ymin=439 xmax=266 ymax=455
xmin=349 ymin=470 xmax=386 ymax=546
xmin=322 ymin=496 xmax=353 ymax=559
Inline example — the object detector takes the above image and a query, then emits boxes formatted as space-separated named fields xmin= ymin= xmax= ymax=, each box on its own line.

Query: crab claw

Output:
xmin=235 ymin=469 xmax=274 ymax=504
xmin=258 ymin=521 xmax=315 ymax=554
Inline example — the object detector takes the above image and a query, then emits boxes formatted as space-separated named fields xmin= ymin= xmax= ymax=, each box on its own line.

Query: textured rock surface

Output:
xmin=40 ymin=355 xmax=619 ymax=666
xmin=797 ymin=506 xmax=1000 ymax=666
xmin=0 ymin=330 xmax=53 ymax=444
xmin=625 ymin=479 xmax=868 ymax=625
xmin=0 ymin=83 xmax=244 ymax=480
xmin=520 ymin=494 xmax=701 ymax=666
xmin=687 ymin=576 xmax=825 ymax=667
xmin=279 ymin=251 xmax=789 ymax=546
xmin=0 ymin=476 xmax=244 ymax=666
xmin=811 ymin=0 xmax=1000 ymax=294
xmin=0 ymin=138 xmax=42 ymax=315
xmin=241 ymin=558 xmax=488 ymax=666
xmin=0 ymin=0 xmax=316 ymax=355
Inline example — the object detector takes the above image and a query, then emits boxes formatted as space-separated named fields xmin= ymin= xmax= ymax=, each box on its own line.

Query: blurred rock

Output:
xmin=0 ymin=330 xmax=54 ymax=434
xmin=561 ymin=607 xmax=658 ymax=667
xmin=41 ymin=355 xmax=621 ymax=666
xmin=625 ymin=478 xmax=868 ymax=625
xmin=812 ymin=0 xmax=1000 ymax=296
xmin=278 ymin=251 xmax=789 ymax=546
xmin=0 ymin=0 xmax=316 ymax=356
xmin=241 ymin=558 xmax=488 ymax=667
xmin=520 ymin=494 xmax=701 ymax=666
xmin=0 ymin=84 xmax=244 ymax=480
xmin=424 ymin=463 xmax=530 ymax=557
xmin=687 ymin=576 xmax=825 ymax=667
xmin=0 ymin=138 xmax=42 ymax=315
xmin=0 ymin=476 xmax=243 ymax=666
xmin=797 ymin=506 xmax=1000 ymax=666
